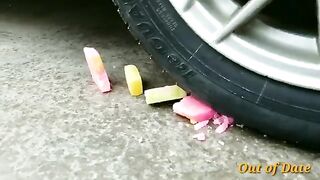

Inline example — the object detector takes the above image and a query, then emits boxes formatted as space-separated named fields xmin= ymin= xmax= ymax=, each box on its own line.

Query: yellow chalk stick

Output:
xmin=124 ymin=65 xmax=143 ymax=96
xmin=144 ymin=85 xmax=187 ymax=104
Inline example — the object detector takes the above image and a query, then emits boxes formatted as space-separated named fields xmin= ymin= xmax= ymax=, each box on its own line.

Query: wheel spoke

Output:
xmin=317 ymin=0 xmax=320 ymax=53
xmin=213 ymin=0 xmax=273 ymax=43
xmin=182 ymin=0 xmax=195 ymax=12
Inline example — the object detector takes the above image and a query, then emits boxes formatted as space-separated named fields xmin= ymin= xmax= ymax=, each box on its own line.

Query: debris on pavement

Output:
xmin=194 ymin=120 xmax=209 ymax=131
xmin=214 ymin=115 xmax=234 ymax=133
xmin=214 ymin=115 xmax=234 ymax=125
xmin=215 ymin=120 xmax=229 ymax=134
xmin=82 ymin=47 xmax=233 ymax=141
xmin=172 ymin=95 xmax=234 ymax=140
xmin=173 ymin=96 xmax=218 ymax=122
xmin=124 ymin=65 xmax=143 ymax=96
xmin=218 ymin=140 xmax=225 ymax=146
xmin=144 ymin=85 xmax=187 ymax=105
xmin=193 ymin=132 xmax=206 ymax=141
xmin=83 ymin=47 xmax=111 ymax=93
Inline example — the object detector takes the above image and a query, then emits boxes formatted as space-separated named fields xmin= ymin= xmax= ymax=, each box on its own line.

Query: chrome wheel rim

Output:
xmin=169 ymin=0 xmax=320 ymax=90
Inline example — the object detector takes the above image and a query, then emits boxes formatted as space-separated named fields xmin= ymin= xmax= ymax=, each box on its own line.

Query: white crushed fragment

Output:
xmin=236 ymin=124 xmax=244 ymax=128
xmin=138 ymin=137 xmax=144 ymax=143
xmin=218 ymin=140 xmax=225 ymax=146
xmin=244 ymin=145 xmax=248 ymax=152
xmin=192 ymin=133 xmax=206 ymax=141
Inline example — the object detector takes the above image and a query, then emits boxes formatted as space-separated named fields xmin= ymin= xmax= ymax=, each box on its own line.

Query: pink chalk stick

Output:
xmin=84 ymin=47 xmax=111 ymax=93
xmin=173 ymin=96 xmax=217 ymax=122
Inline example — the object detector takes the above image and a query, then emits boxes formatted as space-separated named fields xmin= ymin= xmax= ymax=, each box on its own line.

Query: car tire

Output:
xmin=113 ymin=0 xmax=320 ymax=150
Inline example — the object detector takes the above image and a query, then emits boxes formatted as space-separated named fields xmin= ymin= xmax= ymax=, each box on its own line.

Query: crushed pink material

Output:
xmin=190 ymin=119 xmax=197 ymax=125
xmin=193 ymin=132 xmax=206 ymax=141
xmin=213 ymin=115 xmax=233 ymax=125
xmin=172 ymin=96 xmax=234 ymax=141
xmin=213 ymin=117 xmax=224 ymax=125
xmin=173 ymin=96 xmax=218 ymax=122
xmin=194 ymin=120 xmax=209 ymax=131
xmin=214 ymin=115 xmax=234 ymax=134
xmin=215 ymin=121 xmax=229 ymax=134
xmin=173 ymin=96 xmax=234 ymax=141
xmin=228 ymin=117 xmax=234 ymax=125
